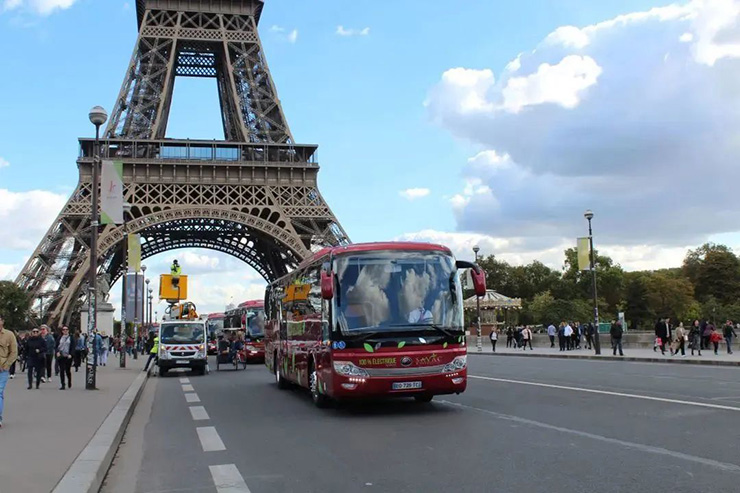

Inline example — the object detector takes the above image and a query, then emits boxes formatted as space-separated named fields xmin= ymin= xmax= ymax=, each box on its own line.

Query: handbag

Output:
xmin=655 ymin=337 xmax=662 ymax=346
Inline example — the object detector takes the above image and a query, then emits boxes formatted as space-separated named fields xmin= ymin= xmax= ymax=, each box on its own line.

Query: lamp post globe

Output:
xmin=584 ymin=209 xmax=594 ymax=221
xmin=88 ymin=106 xmax=108 ymax=126
xmin=472 ymin=245 xmax=480 ymax=255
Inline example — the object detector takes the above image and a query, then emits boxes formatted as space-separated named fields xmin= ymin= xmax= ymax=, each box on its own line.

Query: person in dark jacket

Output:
xmin=689 ymin=320 xmax=702 ymax=356
xmin=40 ymin=325 xmax=55 ymax=382
xmin=723 ymin=320 xmax=737 ymax=354
xmin=55 ymin=326 xmax=75 ymax=390
xmin=654 ymin=318 xmax=668 ymax=355
xmin=26 ymin=328 xmax=46 ymax=389
xmin=610 ymin=321 xmax=624 ymax=356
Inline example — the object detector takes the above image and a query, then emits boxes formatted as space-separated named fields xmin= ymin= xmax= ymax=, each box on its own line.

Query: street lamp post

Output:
xmin=134 ymin=264 xmax=146 ymax=358
xmin=585 ymin=210 xmax=601 ymax=355
xmin=120 ymin=202 xmax=132 ymax=368
xmin=473 ymin=245 xmax=482 ymax=353
xmin=147 ymin=287 xmax=153 ymax=332
xmin=145 ymin=279 xmax=151 ymax=331
xmin=86 ymin=105 xmax=107 ymax=390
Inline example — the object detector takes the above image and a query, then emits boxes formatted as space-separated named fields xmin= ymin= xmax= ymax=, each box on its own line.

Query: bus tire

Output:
xmin=414 ymin=394 xmax=433 ymax=403
xmin=275 ymin=354 xmax=289 ymax=390
xmin=310 ymin=367 xmax=331 ymax=408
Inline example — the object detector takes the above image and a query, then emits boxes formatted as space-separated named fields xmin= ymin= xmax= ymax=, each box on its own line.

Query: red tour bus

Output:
xmin=264 ymin=242 xmax=486 ymax=407
xmin=224 ymin=300 xmax=267 ymax=362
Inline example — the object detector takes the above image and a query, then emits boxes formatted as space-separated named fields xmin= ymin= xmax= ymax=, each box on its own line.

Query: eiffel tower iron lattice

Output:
xmin=16 ymin=0 xmax=349 ymax=326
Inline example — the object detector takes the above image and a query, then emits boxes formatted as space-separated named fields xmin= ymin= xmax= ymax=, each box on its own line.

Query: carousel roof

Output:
xmin=464 ymin=290 xmax=522 ymax=310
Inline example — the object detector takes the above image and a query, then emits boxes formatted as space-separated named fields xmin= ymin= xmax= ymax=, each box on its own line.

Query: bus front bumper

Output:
xmin=328 ymin=370 xmax=467 ymax=399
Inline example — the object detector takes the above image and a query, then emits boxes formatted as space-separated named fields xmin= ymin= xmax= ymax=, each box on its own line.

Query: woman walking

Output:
xmin=73 ymin=330 xmax=86 ymax=372
xmin=521 ymin=326 xmax=533 ymax=350
xmin=55 ymin=326 xmax=74 ymax=389
xmin=489 ymin=328 xmax=498 ymax=352
xmin=689 ymin=320 xmax=702 ymax=356
xmin=672 ymin=322 xmax=687 ymax=357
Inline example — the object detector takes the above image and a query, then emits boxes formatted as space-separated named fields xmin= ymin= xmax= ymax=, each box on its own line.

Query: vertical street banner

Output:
xmin=577 ymin=237 xmax=591 ymax=271
xmin=128 ymin=233 xmax=141 ymax=272
xmin=100 ymin=160 xmax=124 ymax=225
xmin=124 ymin=273 xmax=145 ymax=323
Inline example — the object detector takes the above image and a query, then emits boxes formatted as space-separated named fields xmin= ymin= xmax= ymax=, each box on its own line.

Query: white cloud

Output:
xmin=122 ymin=2 xmax=130 ymax=11
xmin=0 ymin=157 xmax=9 ymax=168
xmin=426 ymin=0 xmax=740 ymax=254
xmin=3 ymin=0 xmax=79 ymax=15
xmin=0 ymin=189 xmax=67 ymax=250
xmin=0 ymin=263 xmax=18 ymax=280
xmin=271 ymin=25 xmax=298 ymax=44
xmin=287 ymin=29 xmax=298 ymax=44
xmin=336 ymin=25 xmax=370 ymax=37
xmin=271 ymin=25 xmax=285 ymax=32
xmin=399 ymin=188 xmax=431 ymax=200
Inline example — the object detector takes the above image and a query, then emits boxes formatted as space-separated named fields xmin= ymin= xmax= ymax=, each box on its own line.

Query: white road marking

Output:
xmin=197 ymin=426 xmax=226 ymax=452
xmin=438 ymin=400 xmax=740 ymax=473
xmin=182 ymin=384 xmax=195 ymax=392
xmin=189 ymin=405 xmax=210 ymax=421
xmin=185 ymin=392 xmax=200 ymax=403
xmin=179 ymin=377 xmax=190 ymax=383
xmin=209 ymin=464 xmax=251 ymax=493
xmin=469 ymin=375 xmax=740 ymax=413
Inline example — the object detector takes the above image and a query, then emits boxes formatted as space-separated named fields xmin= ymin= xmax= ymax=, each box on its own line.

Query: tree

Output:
xmin=562 ymin=248 xmax=625 ymax=312
xmin=0 ymin=281 xmax=31 ymax=331
xmin=477 ymin=255 xmax=514 ymax=294
xmin=624 ymin=274 xmax=652 ymax=330
xmin=645 ymin=272 xmax=695 ymax=322
xmin=683 ymin=243 xmax=740 ymax=304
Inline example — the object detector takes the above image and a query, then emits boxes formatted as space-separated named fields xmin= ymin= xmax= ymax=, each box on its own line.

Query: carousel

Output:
xmin=464 ymin=290 xmax=523 ymax=332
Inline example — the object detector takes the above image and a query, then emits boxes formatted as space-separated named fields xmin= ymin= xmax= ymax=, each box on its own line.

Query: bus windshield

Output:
xmin=335 ymin=251 xmax=463 ymax=333
xmin=206 ymin=319 xmax=224 ymax=339
xmin=246 ymin=309 xmax=266 ymax=338
xmin=161 ymin=323 xmax=205 ymax=344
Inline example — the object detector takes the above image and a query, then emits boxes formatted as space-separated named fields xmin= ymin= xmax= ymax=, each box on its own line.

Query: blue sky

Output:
xmin=2 ymin=0 xmax=740 ymax=316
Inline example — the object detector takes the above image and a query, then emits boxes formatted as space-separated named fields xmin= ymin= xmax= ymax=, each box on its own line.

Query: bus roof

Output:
xmin=301 ymin=242 xmax=453 ymax=270
xmin=207 ymin=313 xmax=225 ymax=320
xmin=237 ymin=300 xmax=264 ymax=309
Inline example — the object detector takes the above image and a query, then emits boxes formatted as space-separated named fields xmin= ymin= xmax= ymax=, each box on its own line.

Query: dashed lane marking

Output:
xmin=182 ymin=384 xmax=195 ymax=392
xmin=189 ymin=405 xmax=210 ymax=421
xmin=179 ymin=377 xmax=190 ymax=383
xmin=197 ymin=426 xmax=226 ymax=452
xmin=209 ymin=464 xmax=251 ymax=492
xmin=469 ymin=375 xmax=740 ymax=413
xmin=185 ymin=393 xmax=200 ymax=403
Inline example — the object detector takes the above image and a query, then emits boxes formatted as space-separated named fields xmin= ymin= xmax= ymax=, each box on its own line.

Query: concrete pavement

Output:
xmin=103 ymin=355 xmax=740 ymax=493
xmin=0 ymin=355 xmax=146 ymax=493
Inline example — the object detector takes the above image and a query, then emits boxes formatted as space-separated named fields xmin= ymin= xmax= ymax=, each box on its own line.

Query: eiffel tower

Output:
xmin=16 ymin=0 xmax=349 ymax=325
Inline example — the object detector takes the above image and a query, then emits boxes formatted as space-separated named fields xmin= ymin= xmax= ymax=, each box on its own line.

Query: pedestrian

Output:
xmin=654 ymin=317 xmax=668 ymax=355
xmin=547 ymin=323 xmax=556 ymax=348
xmin=143 ymin=332 xmax=159 ymax=371
xmin=93 ymin=331 xmax=104 ymax=366
xmin=25 ymin=328 xmax=46 ymax=390
xmin=40 ymin=325 xmax=55 ymax=382
xmin=99 ymin=332 xmax=109 ymax=366
xmin=521 ymin=326 xmax=533 ymax=350
xmin=703 ymin=321 xmax=714 ymax=351
xmin=609 ymin=320 xmax=624 ymax=356
xmin=572 ymin=322 xmax=581 ymax=350
xmin=723 ymin=320 xmax=737 ymax=354
xmin=584 ymin=322 xmax=594 ymax=350
xmin=710 ymin=326 xmax=722 ymax=355
xmin=0 ymin=315 xmax=19 ymax=428
xmin=558 ymin=322 xmax=566 ymax=351
xmin=73 ymin=330 xmax=86 ymax=371
xmin=489 ymin=328 xmax=498 ymax=352
xmin=672 ymin=322 xmax=687 ymax=357
xmin=563 ymin=322 xmax=573 ymax=350
xmin=55 ymin=326 xmax=75 ymax=390
xmin=126 ymin=334 xmax=134 ymax=356
xmin=689 ymin=320 xmax=702 ymax=356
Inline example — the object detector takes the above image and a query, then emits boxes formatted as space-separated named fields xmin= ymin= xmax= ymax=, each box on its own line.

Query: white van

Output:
xmin=157 ymin=320 xmax=208 ymax=376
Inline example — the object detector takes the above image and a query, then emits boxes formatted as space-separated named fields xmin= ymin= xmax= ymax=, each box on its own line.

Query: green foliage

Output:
xmin=0 ymin=281 xmax=31 ymax=331
xmin=683 ymin=243 xmax=740 ymax=304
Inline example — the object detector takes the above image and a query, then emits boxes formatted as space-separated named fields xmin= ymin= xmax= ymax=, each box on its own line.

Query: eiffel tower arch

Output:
xmin=16 ymin=0 xmax=349 ymax=325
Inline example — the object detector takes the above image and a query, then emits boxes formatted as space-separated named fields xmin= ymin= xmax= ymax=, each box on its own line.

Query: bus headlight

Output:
xmin=159 ymin=350 xmax=169 ymax=360
xmin=246 ymin=345 xmax=257 ymax=352
xmin=333 ymin=361 xmax=369 ymax=377
xmin=443 ymin=356 xmax=467 ymax=373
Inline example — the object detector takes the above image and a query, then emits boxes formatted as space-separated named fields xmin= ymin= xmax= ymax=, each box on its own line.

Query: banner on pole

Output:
xmin=100 ymin=160 xmax=124 ymax=225
xmin=128 ymin=233 xmax=141 ymax=272
xmin=124 ymin=273 xmax=144 ymax=323
xmin=577 ymin=237 xmax=591 ymax=271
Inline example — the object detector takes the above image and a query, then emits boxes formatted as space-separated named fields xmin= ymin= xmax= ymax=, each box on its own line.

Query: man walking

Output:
xmin=547 ymin=323 xmax=556 ymax=348
xmin=584 ymin=322 xmax=594 ymax=350
xmin=610 ymin=320 xmax=624 ymax=356
xmin=0 ymin=315 xmax=19 ymax=428
xmin=41 ymin=325 xmax=55 ymax=382
xmin=55 ymin=326 xmax=75 ymax=389
xmin=26 ymin=328 xmax=46 ymax=389
xmin=723 ymin=320 xmax=737 ymax=354
xmin=143 ymin=332 xmax=159 ymax=371
xmin=654 ymin=317 xmax=668 ymax=355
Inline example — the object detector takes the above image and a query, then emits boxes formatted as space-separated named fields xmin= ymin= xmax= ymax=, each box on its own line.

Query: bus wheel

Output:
xmin=276 ymin=357 xmax=289 ymax=390
xmin=414 ymin=394 xmax=433 ymax=403
xmin=310 ymin=369 xmax=331 ymax=408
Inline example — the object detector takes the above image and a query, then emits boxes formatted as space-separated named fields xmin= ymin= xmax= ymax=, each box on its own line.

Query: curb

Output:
xmin=52 ymin=370 xmax=150 ymax=493
xmin=468 ymin=351 xmax=740 ymax=367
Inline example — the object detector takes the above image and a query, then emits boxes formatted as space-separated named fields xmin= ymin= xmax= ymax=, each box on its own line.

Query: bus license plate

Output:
xmin=392 ymin=381 xmax=422 ymax=390
xmin=176 ymin=360 xmax=189 ymax=364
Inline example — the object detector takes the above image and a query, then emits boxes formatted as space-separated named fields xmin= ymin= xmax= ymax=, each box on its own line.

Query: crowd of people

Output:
xmin=652 ymin=318 xmax=737 ymax=357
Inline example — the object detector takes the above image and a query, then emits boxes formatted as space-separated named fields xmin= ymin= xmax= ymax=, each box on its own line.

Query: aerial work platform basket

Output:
xmin=159 ymin=274 xmax=188 ymax=302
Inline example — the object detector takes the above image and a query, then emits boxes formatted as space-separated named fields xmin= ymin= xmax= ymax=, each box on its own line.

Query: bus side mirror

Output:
xmin=321 ymin=271 xmax=334 ymax=300
xmin=456 ymin=260 xmax=487 ymax=297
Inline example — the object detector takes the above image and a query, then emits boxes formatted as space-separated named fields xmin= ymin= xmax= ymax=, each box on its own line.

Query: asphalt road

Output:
xmin=103 ymin=355 xmax=740 ymax=493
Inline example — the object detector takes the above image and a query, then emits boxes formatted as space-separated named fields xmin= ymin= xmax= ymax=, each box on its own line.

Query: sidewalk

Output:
xmin=0 ymin=356 xmax=146 ymax=493
xmin=466 ymin=338 xmax=740 ymax=366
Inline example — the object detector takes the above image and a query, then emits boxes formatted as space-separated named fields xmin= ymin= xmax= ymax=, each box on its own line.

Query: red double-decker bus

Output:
xmin=205 ymin=312 xmax=225 ymax=354
xmin=264 ymin=242 xmax=485 ymax=407
xmin=224 ymin=300 xmax=267 ymax=362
